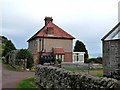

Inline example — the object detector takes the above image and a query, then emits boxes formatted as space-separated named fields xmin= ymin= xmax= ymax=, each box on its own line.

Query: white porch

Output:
xmin=73 ymin=52 xmax=85 ymax=63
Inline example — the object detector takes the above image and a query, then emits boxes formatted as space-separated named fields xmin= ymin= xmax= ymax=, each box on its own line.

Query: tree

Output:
xmin=2 ymin=36 xmax=8 ymax=44
xmin=2 ymin=40 xmax=16 ymax=57
xmin=74 ymin=40 xmax=89 ymax=63
xmin=16 ymin=49 xmax=34 ymax=69
xmin=0 ymin=36 xmax=8 ymax=56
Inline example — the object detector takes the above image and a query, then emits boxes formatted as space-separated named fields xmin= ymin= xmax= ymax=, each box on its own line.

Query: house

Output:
xmin=101 ymin=22 xmax=120 ymax=79
xmin=27 ymin=17 xmax=75 ymax=64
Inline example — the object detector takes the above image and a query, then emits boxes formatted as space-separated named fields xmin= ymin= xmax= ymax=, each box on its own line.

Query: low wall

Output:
xmin=35 ymin=65 xmax=120 ymax=89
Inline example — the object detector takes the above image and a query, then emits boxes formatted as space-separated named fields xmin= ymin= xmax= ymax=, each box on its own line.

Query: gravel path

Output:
xmin=1 ymin=63 xmax=34 ymax=89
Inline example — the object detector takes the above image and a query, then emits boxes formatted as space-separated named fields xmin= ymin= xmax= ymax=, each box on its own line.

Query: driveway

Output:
xmin=1 ymin=63 xmax=34 ymax=89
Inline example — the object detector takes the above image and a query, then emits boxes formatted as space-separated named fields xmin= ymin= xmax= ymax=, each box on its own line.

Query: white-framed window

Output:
xmin=56 ymin=54 xmax=64 ymax=61
xmin=79 ymin=55 xmax=84 ymax=62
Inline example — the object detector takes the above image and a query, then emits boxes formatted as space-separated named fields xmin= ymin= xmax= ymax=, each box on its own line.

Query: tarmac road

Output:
xmin=1 ymin=63 xmax=34 ymax=89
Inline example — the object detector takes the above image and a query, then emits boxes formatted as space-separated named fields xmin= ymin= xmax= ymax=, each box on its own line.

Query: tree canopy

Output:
xmin=2 ymin=38 xmax=16 ymax=57
xmin=16 ymin=49 xmax=34 ymax=69
xmin=74 ymin=40 xmax=89 ymax=63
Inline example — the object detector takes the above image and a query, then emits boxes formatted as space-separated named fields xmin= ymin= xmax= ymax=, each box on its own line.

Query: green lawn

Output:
xmin=64 ymin=67 xmax=103 ymax=77
xmin=92 ymin=74 xmax=103 ymax=77
xmin=16 ymin=77 xmax=40 ymax=90
xmin=64 ymin=67 xmax=103 ymax=71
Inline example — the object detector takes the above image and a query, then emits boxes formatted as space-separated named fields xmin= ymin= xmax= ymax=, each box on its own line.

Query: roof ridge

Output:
xmin=101 ymin=22 xmax=120 ymax=41
xmin=52 ymin=23 xmax=75 ymax=37
xmin=27 ymin=20 xmax=75 ymax=42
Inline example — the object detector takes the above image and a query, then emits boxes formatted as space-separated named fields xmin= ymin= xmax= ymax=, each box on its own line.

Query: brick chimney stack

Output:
xmin=44 ymin=17 xmax=53 ymax=25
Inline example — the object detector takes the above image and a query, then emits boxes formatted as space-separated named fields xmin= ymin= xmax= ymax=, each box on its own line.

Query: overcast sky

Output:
xmin=1 ymin=0 xmax=120 ymax=58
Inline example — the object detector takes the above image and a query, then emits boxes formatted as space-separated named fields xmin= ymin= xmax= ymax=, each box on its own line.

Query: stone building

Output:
xmin=27 ymin=17 xmax=75 ymax=64
xmin=101 ymin=22 xmax=120 ymax=79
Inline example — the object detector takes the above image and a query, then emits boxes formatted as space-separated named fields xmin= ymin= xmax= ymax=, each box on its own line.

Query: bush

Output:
xmin=56 ymin=59 xmax=62 ymax=64
xmin=2 ymin=40 xmax=16 ymax=57
xmin=88 ymin=57 xmax=102 ymax=64
xmin=16 ymin=49 xmax=34 ymax=69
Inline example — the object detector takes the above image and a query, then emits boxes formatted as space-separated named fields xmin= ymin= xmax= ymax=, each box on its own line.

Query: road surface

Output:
xmin=1 ymin=63 xmax=34 ymax=89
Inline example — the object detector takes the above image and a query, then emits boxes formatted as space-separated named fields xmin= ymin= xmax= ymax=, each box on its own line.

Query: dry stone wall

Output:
xmin=35 ymin=65 xmax=120 ymax=90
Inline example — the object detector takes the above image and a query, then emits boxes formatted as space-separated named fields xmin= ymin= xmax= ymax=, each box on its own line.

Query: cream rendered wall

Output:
xmin=28 ymin=39 xmax=38 ymax=54
xmin=44 ymin=38 xmax=73 ymax=52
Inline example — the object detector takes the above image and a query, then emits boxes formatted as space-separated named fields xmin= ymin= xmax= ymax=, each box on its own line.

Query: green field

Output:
xmin=64 ymin=67 xmax=103 ymax=77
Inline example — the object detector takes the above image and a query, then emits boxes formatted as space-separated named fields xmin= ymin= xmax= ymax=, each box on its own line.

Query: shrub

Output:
xmin=16 ymin=49 xmax=34 ymax=69
xmin=56 ymin=59 xmax=62 ymax=64
xmin=88 ymin=57 xmax=103 ymax=64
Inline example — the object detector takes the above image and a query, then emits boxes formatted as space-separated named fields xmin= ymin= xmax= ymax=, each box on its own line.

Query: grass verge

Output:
xmin=16 ymin=77 xmax=39 ymax=90
xmin=92 ymin=74 xmax=103 ymax=77
xmin=64 ymin=67 xmax=103 ymax=71
xmin=0 ymin=59 xmax=2 ymax=64
xmin=2 ymin=60 xmax=35 ymax=72
xmin=4 ymin=63 xmax=18 ymax=71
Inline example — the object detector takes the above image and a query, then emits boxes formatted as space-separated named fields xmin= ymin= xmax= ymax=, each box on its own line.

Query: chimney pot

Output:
xmin=44 ymin=17 xmax=53 ymax=25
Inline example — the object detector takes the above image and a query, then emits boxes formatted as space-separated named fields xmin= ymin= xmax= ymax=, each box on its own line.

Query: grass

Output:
xmin=4 ymin=63 xmax=18 ymax=71
xmin=64 ymin=67 xmax=103 ymax=71
xmin=0 ymin=59 xmax=2 ymax=64
xmin=92 ymin=74 xmax=103 ymax=77
xmin=5 ymin=64 xmax=35 ymax=72
xmin=1 ymin=60 xmax=18 ymax=71
xmin=2 ymin=60 xmax=35 ymax=72
xmin=16 ymin=77 xmax=40 ymax=90
xmin=64 ymin=67 xmax=103 ymax=77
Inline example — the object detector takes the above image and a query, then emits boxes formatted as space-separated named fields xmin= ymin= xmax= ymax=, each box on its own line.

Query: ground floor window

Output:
xmin=56 ymin=54 xmax=64 ymax=62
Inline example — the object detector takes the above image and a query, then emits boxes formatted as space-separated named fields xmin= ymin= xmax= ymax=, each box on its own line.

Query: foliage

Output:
xmin=88 ymin=57 xmax=102 ymax=64
xmin=64 ymin=67 xmax=103 ymax=71
xmin=92 ymin=74 xmax=103 ymax=77
xmin=74 ymin=40 xmax=89 ymax=63
xmin=56 ymin=59 xmax=62 ymax=64
xmin=2 ymin=37 xmax=16 ymax=57
xmin=3 ymin=61 xmax=18 ymax=71
xmin=16 ymin=77 xmax=39 ymax=89
xmin=2 ymin=59 xmax=35 ymax=72
xmin=0 ymin=58 xmax=3 ymax=64
xmin=16 ymin=49 xmax=34 ymax=69
xmin=40 ymin=55 xmax=56 ymax=65
xmin=1 ymin=36 xmax=8 ymax=44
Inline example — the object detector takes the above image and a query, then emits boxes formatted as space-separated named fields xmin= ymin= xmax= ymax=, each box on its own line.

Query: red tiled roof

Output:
xmin=53 ymin=48 xmax=64 ymax=54
xmin=27 ymin=21 xmax=75 ymax=41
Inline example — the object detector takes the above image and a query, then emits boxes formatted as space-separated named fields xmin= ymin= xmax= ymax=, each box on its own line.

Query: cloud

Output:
xmin=1 ymin=0 xmax=120 ymax=57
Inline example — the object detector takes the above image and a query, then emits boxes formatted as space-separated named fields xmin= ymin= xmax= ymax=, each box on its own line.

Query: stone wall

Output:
xmin=35 ymin=65 xmax=120 ymax=89
xmin=103 ymin=40 xmax=120 ymax=79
